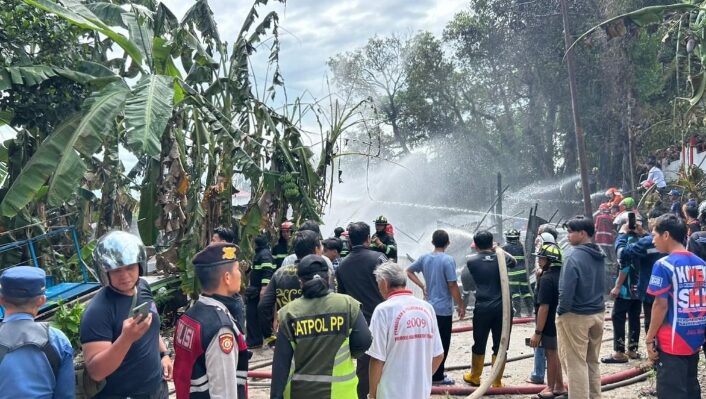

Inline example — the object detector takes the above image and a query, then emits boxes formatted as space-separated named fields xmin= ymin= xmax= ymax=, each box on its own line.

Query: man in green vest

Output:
xmin=270 ymin=255 xmax=372 ymax=399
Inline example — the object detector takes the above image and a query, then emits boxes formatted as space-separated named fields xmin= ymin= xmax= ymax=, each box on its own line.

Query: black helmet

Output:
xmin=504 ymin=229 xmax=520 ymax=240
xmin=92 ymin=231 xmax=146 ymax=286
xmin=532 ymin=243 xmax=562 ymax=265
xmin=374 ymin=215 xmax=388 ymax=225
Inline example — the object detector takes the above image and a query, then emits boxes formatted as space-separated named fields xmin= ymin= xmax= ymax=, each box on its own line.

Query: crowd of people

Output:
xmin=1 ymin=197 xmax=705 ymax=399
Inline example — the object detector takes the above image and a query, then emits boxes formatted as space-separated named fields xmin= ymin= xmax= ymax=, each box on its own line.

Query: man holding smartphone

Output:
xmin=80 ymin=231 xmax=172 ymax=398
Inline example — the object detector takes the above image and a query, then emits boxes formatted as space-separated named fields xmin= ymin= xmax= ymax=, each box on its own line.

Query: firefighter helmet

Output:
xmin=374 ymin=215 xmax=388 ymax=225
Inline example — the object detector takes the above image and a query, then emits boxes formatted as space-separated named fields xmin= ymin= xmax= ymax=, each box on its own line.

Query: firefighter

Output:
xmin=371 ymin=216 xmax=397 ymax=262
xmin=245 ymin=233 xmax=276 ymax=348
xmin=273 ymin=221 xmax=294 ymax=269
xmin=270 ymin=255 xmax=372 ymax=399
xmin=502 ymin=229 xmax=532 ymax=317
xmin=173 ymin=242 xmax=249 ymax=399
xmin=605 ymin=188 xmax=624 ymax=208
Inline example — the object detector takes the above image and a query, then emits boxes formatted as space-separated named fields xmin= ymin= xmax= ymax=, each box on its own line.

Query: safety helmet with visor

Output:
xmin=92 ymin=231 xmax=146 ymax=287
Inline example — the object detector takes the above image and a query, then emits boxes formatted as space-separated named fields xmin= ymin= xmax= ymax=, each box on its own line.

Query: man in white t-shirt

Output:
xmin=367 ymin=262 xmax=444 ymax=399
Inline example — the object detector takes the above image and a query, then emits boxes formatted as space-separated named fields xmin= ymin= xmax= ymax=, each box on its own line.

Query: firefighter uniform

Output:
xmin=270 ymin=255 xmax=372 ymax=399
xmin=173 ymin=244 xmax=249 ymax=399
xmin=502 ymin=240 xmax=532 ymax=317
xmin=371 ymin=216 xmax=397 ymax=262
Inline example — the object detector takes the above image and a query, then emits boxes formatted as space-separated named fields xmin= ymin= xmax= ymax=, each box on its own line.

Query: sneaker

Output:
xmin=432 ymin=374 xmax=455 ymax=385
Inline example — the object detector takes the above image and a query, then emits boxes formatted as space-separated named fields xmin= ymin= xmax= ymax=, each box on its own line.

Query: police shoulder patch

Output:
xmin=219 ymin=333 xmax=234 ymax=354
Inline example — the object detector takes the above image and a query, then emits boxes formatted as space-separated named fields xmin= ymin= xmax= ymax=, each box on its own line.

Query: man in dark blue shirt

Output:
xmin=80 ymin=231 xmax=172 ymax=398
xmin=0 ymin=266 xmax=74 ymax=399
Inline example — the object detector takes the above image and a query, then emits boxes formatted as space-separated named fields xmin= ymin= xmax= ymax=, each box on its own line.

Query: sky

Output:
xmin=161 ymin=0 xmax=467 ymax=102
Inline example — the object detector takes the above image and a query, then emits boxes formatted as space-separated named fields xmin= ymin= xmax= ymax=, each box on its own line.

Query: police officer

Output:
xmin=173 ymin=242 xmax=249 ymax=398
xmin=270 ymin=255 xmax=372 ymax=399
xmin=80 ymin=231 xmax=172 ymax=399
xmin=502 ymin=229 xmax=532 ymax=317
xmin=273 ymin=221 xmax=294 ymax=269
xmin=371 ymin=216 xmax=397 ymax=262
xmin=0 ymin=266 xmax=74 ymax=398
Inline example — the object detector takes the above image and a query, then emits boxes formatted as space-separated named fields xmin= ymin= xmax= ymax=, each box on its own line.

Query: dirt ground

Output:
xmin=237 ymin=308 xmax=706 ymax=399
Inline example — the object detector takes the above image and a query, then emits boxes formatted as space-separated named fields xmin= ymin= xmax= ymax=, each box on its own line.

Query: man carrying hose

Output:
xmin=462 ymin=230 xmax=516 ymax=387
xmin=502 ymin=229 xmax=533 ymax=317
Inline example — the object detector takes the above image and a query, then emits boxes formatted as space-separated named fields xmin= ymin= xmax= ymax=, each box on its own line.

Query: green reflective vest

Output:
xmin=278 ymin=293 xmax=360 ymax=399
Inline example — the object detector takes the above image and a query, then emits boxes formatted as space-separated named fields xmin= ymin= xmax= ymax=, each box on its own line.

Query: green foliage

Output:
xmin=50 ymin=300 xmax=85 ymax=350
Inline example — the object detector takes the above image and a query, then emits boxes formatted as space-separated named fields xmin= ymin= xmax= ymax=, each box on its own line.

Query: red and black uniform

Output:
xmin=174 ymin=296 xmax=249 ymax=399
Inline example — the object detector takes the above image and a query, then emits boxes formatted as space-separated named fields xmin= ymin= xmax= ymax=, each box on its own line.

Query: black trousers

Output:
xmin=356 ymin=353 xmax=370 ymax=399
xmin=246 ymin=296 xmax=263 ymax=347
xmin=432 ymin=315 xmax=452 ymax=381
xmin=472 ymin=307 xmax=506 ymax=356
xmin=612 ymin=297 xmax=641 ymax=352
xmin=656 ymin=350 xmax=701 ymax=399
xmin=642 ymin=300 xmax=653 ymax=333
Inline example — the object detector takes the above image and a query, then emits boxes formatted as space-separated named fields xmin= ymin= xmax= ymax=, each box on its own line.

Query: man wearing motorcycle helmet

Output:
xmin=80 ymin=231 xmax=172 ymax=398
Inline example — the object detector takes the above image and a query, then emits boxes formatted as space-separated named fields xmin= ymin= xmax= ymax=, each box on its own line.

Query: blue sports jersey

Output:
xmin=647 ymin=251 xmax=706 ymax=355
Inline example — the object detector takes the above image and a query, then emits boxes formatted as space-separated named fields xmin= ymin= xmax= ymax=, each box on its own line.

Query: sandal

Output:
xmin=532 ymin=391 xmax=555 ymax=399
xmin=553 ymin=390 xmax=568 ymax=398
xmin=601 ymin=354 xmax=628 ymax=364
xmin=627 ymin=351 xmax=642 ymax=360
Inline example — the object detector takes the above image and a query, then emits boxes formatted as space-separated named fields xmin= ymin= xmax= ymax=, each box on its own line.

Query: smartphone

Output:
xmin=130 ymin=302 xmax=150 ymax=321
xmin=628 ymin=212 xmax=636 ymax=230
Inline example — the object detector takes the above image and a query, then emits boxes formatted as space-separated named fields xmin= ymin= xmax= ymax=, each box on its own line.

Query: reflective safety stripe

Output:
xmin=509 ymin=281 xmax=530 ymax=286
xmin=191 ymin=374 xmax=208 ymax=386
xmin=514 ymin=256 xmax=525 ymax=260
xmin=274 ymin=254 xmax=287 ymax=259
xmin=508 ymin=270 xmax=527 ymax=276
xmin=254 ymin=262 xmax=276 ymax=270
xmin=291 ymin=371 xmax=357 ymax=383
xmin=333 ymin=346 xmax=349 ymax=366
xmin=262 ymin=278 xmax=271 ymax=284
xmin=512 ymin=293 xmax=533 ymax=298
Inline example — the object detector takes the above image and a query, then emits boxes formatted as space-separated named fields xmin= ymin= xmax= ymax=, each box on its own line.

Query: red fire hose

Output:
xmin=247 ymin=367 xmax=648 ymax=395
xmin=429 ymin=367 xmax=646 ymax=396
xmin=452 ymin=313 xmax=640 ymax=334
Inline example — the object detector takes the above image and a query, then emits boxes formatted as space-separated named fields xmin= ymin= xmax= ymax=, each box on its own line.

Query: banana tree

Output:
xmin=2 ymin=0 xmax=348 ymax=297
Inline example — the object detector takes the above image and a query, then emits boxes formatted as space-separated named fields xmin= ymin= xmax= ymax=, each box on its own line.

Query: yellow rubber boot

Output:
xmin=491 ymin=354 xmax=505 ymax=388
xmin=462 ymin=353 xmax=484 ymax=386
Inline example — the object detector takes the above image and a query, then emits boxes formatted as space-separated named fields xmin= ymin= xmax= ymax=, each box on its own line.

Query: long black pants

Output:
xmin=472 ymin=307 xmax=505 ymax=356
xmin=656 ymin=350 xmax=701 ymax=399
xmin=642 ymin=300 xmax=653 ymax=333
xmin=612 ymin=297 xmax=641 ymax=352
xmin=432 ymin=315 xmax=452 ymax=381
xmin=246 ymin=296 xmax=263 ymax=347
xmin=356 ymin=353 xmax=370 ymax=399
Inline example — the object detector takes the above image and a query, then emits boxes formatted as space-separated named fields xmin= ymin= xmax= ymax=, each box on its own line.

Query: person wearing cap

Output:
xmin=173 ymin=242 xmax=249 ymax=399
xmin=80 ymin=231 xmax=172 ymax=398
xmin=528 ymin=244 xmax=566 ymax=398
xmin=371 ymin=216 xmax=397 ymax=262
xmin=0 ymin=266 xmax=75 ymax=399
xmin=668 ymin=189 xmax=682 ymax=217
xmin=270 ymin=254 xmax=372 ymax=399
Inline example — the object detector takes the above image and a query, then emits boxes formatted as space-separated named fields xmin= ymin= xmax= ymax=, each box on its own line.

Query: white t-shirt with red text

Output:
xmin=366 ymin=290 xmax=444 ymax=399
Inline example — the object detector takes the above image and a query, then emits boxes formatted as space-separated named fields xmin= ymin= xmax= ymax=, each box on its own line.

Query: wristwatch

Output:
xmin=160 ymin=349 xmax=173 ymax=358
xmin=534 ymin=329 xmax=542 ymax=335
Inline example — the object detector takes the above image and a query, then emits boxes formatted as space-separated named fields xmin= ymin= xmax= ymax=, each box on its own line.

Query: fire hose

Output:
xmin=428 ymin=366 xmax=648 ymax=396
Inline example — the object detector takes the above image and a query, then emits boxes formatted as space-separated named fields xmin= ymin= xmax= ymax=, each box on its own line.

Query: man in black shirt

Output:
xmin=272 ymin=221 xmax=294 ymax=268
xmin=463 ymin=230 xmax=515 ymax=388
xmin=258 ymin=230 xmax=320 ymax=348
xmin=245 ymin=233 xmax=276 ymax=348
xmin=529 ymin=243 xmax=566 ymax=398
xmin=336 ymin=221 xmax=387 ymax=399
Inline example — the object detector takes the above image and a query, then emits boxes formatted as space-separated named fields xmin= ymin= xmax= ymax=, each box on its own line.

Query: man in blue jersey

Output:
xmin=646 ymin=213 xmax=706 ymax=399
